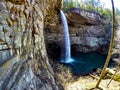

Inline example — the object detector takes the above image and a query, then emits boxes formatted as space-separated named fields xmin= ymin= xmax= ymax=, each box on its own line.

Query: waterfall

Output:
xmin=60 ymin=10 xmax=74 ymax=63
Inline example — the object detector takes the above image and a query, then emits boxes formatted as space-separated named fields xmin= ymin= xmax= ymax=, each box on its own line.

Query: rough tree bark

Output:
xmin=0 ymin=0 xmax=61 ymax=90
xmin=95 ymin=0 xmax=115 ymax=88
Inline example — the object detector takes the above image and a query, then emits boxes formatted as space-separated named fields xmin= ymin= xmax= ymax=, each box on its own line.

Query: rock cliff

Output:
xmin=45 ymin=8 xmax=110 ymax=57
xmin=112 ymin=16 xmax=120 ymax=64
xmin=0 ymin=0 xmax=62 ymax=90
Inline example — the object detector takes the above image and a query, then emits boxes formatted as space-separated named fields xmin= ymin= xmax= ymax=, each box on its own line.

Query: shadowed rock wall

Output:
xmin=0 ymin=0 xmax=62 ymax=90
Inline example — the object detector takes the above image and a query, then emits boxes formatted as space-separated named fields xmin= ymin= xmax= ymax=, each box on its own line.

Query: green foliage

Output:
xmin=114 ymin=74 xmax=120 ymax=82
xmin=63 ymin=2 xmax=74 ymax=10
xmin=100 ymin=8 xmax=112 ymax=19
xmin=63 ymin=0 xmax=80 ymax=10
xmin=63 ymin=0 xmax=120 ymax=19
xmin=116 ymin=8 xmax=120 ymax=15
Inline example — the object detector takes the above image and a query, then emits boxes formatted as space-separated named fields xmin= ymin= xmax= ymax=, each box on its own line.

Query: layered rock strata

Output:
xmin=0 ymin=0 xmax=62 ymax=90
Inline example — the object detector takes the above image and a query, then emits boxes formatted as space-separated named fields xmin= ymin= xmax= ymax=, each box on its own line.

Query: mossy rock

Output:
xmin=114 ymin=73 xmax=120 ymax=82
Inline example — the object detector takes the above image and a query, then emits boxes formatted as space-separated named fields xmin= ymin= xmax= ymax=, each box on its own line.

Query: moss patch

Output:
xmin=114 ymin=73 xmax=120 ymax=82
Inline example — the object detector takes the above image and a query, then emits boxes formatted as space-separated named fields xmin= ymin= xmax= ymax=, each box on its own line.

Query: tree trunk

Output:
xmin=95 ymin=0 xmax=115 ymax=88
xmin=0 ymin=0 xmax=61 ymax=90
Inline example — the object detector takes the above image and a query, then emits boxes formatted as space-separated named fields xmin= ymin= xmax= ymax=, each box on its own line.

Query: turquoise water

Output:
xmin=61 ymin=52 xmax=112 ymax=74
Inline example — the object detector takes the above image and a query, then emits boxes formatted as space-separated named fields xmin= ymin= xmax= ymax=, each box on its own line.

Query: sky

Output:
xmin=66 ymin=0 xmax=120 ymax=10
xmin=100 ymin=0 xmax=120 ymax=9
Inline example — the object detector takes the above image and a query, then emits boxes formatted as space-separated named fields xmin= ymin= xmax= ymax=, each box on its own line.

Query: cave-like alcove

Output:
xmin=45 ymin=41 xmax=114 ymax=75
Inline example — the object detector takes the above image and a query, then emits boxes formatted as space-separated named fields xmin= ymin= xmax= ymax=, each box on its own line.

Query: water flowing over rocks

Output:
xmin=45 ymin=8 xmax=110 ymax=56
xmin=0 ymin=0 xmax=115 ymax=89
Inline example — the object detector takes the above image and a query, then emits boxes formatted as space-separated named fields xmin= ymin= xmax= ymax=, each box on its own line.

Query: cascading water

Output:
xmin=60 ymin=11 xmax=112 ymax=74
xmin=60 ymin=10 xmax=74 ymax=63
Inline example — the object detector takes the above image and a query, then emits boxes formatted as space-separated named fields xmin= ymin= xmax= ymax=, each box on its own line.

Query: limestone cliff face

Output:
xmin=45 ymin=8 xmax=109 ymax=54
xmin=0 ymin=0 xmax=61 ymax=90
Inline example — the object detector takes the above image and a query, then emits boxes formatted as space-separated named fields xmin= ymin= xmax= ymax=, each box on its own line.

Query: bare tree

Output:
xmin=95 ymin=0 xmax=115 ymax=88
